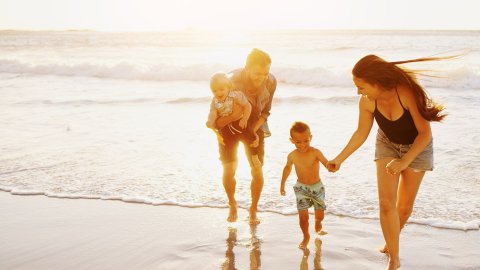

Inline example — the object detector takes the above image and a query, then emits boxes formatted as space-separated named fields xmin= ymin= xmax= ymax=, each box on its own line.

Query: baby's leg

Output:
xmin=298 ymin=209 xmax=310 ymax=249
xmin=314 ymin=210 xmax=327 ymax=235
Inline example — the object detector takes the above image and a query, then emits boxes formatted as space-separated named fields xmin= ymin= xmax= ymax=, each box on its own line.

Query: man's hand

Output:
xmin=239 ymin=117 xmax=248 ymax=129
xmin=280 ymin=186 xmax=286 ymax=196
xmin=251 ymin=155 xmax=261 ymax=168
xmin=250 ymin=133 xmax=259 ymax=148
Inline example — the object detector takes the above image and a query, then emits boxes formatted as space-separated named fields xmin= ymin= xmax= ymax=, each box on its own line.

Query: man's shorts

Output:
xmin=374 ymin=129 xmax=434 ymax=171
xmin=218 ymin=128 xmax=264 ymax=166
xmin=293 ymin=181 xmax=326 ymax=211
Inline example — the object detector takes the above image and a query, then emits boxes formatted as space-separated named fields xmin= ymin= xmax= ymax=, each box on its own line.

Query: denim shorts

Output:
xmin=374 ymin=129 xmax=434 ymax=171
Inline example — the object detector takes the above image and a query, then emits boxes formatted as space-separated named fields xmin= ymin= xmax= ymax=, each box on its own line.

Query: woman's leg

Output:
xmin=380 ymin=168 xmax=425 ymax=253
xmin=397 ymin=169 xmax=425 ymax=229
xmin=376 ymin=158 xmax=401 ymax=269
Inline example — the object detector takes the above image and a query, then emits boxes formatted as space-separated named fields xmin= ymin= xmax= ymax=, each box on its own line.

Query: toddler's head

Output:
xmin=290 ymin=121 xmax=312 ymax=152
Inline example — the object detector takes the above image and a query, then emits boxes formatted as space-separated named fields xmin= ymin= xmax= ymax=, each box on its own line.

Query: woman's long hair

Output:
xmin=352 ymin=54 xmax=451 ymax=122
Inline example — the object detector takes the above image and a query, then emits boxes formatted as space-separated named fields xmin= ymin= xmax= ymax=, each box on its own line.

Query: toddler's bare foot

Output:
xmin=386 ymin=258 xmax=400 ymax=270
xmin=378 ymin=244 xmax=389 ymax=254
xmin=227 ymin=205 xmax=237 ymax=222
xmin=316 ymin=230 xmax=328 ymax=236
xmin=298 ymin=234 xmax=310 ymax=250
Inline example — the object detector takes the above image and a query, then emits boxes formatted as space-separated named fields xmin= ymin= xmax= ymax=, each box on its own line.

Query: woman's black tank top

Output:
xmin=373 ymin=89 xmax=418 ymax=144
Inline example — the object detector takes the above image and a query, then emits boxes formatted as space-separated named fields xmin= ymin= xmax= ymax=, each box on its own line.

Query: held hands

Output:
xmin=326 ymin=159 xmax=341 ymax=172
xmin=385 ymin=158 xmax=408 ymax=175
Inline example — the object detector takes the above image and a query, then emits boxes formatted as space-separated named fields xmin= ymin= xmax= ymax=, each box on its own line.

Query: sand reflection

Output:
xmin=300 ymin=238 xmax=323 ymax=270
xmin=221 ymin=224 xmax=262 ymax=270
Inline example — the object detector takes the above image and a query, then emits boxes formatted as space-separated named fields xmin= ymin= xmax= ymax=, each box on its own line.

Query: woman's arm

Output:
xmin=386 ymin=86 xmax=432 ymax=173
xmin=329 ymin=96 xmax=374 ymax=171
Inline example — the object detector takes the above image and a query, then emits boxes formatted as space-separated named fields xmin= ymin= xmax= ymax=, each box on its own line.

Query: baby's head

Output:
xmin=210 ymin=72 xmax=233 ymax=101
xmin=290 ymin=121 xmax=312 ymax=152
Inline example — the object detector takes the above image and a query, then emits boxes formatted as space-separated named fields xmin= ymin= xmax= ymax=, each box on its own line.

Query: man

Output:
xmin=215 ymin=48 xmax=277 ymax=224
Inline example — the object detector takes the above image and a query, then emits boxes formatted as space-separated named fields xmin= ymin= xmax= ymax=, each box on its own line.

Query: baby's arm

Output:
xmin=280 ymin=153 xmax=294 ymax=196
xmin=206 ymin=100 xmax=218 ymax=129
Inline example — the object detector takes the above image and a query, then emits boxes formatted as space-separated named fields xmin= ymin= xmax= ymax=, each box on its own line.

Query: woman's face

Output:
xmin=353 ymin=76 xmax=381 ymax=100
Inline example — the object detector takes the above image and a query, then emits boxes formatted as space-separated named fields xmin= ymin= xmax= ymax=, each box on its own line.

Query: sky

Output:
xmin=0 ymin=0 xmax=479 ymax=31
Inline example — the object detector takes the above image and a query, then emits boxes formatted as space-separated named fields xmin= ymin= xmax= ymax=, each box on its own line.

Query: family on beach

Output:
xmin=206 ymin=48 xmax=446 ymax=270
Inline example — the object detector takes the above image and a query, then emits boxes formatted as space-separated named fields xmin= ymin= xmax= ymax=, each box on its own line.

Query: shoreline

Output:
xmin=1 ymin=188 xmax=478 ymax=232
xmin=2 ymin=192 xmax=479 ymax=269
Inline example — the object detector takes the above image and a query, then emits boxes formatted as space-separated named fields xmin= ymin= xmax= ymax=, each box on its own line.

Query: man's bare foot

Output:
xmin=386 ymin=258 xmax=400 ymax=270
xmin=248 ymin=208 xmax=260 ymax=225
xmin=378 ymin=244 xmax=389 ymax=254
xmin=316 ymin=230 xmax=328 ymax=236
xmin=298 ymin=235 xmax=310 ymax=250
xmin=227 ymin=205 xmax=237 ymax=222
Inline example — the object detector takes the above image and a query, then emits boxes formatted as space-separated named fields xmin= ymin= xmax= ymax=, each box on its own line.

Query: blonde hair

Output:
xmin=210 ymin=72 xmax=232 ymax=91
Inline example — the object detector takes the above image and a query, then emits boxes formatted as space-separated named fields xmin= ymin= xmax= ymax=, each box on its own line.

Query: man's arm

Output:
xmin=215 ymin=103 xmax=243 ymax=129
xmin=254 ymin=75 xmax=277 ymax=132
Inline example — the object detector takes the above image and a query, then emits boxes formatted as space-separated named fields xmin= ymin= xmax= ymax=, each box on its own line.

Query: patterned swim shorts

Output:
xmin=293 ymin=181 xmax=326 ymax=211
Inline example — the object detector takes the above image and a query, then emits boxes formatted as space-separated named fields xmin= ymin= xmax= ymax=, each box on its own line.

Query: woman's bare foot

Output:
xmin=386 ymin=258 xmax=400 ymax=270
xmin=378 ymin=244 xmax=389 ymax=254
xmin=227 ymin=205 xmax=237 ymax=222
xmin=298 ymin=234 xmax=310 ymax=250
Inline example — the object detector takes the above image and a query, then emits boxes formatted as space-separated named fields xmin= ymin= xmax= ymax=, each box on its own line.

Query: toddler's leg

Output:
xmin=298 ymin=209 xmax=310 ymax=249
xmin=314 ymin=210 xmax=327 ymax=235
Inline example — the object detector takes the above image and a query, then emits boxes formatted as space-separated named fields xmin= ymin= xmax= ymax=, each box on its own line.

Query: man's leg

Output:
xmin=245 ymin=132 xmax=264 ymax=224
xmin=223 ymin=161 xmax=238 ymax=222
xmin=220 ymin=136 xmax=239 ymax=222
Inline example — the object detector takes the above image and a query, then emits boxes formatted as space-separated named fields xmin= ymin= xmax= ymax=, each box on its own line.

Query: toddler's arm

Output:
xmin=316 ymin=149 xmax=329 ymax=168
xmin=280 ymin=154 xmax=293 ymax=196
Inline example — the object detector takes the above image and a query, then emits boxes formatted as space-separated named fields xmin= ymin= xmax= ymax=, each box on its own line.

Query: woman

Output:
xmin=327 ymin=55 xmax=447 ymax=269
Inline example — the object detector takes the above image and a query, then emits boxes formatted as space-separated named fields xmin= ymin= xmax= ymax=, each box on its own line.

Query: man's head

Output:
xmin=245 ymin=48 xmax=271 ymax=89
xmin=210 ymin=72 xmax=233 ymax=101
xmin=289 ymin=121 xmax=312 ymax=152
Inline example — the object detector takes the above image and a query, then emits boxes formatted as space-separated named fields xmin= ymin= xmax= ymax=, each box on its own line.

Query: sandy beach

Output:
xmin=1 ymin=192 xmax=478 ymax=270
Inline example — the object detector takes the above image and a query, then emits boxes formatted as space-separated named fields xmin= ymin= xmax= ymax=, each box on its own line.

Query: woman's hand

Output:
xmin=385 ymin=159 xmax=408 ymax=175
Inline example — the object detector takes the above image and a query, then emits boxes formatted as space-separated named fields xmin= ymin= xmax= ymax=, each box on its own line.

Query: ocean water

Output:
xmin=0 ymin=30 xmax=479 ymax=231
